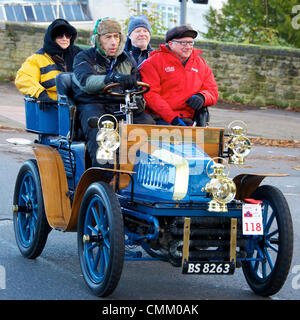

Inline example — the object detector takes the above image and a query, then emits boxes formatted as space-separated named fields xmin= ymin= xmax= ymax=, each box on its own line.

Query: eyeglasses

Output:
xmin=172 ymin=40 xmax=194 ymax=47
xmin=56 ymin=33 xmax=72 ymax=40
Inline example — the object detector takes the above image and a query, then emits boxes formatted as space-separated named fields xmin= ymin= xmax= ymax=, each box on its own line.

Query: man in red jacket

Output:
xmin=140 ymin=25 xmax=219 ymax=126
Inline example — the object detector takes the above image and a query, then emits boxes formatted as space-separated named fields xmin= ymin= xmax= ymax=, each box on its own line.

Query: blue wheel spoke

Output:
xmin=21 ymin=194 xmax=28 ymax=203
xmin=29 ymin=219 xmax=35 ymax=241
xmin=87 ymin=242 xmax=98 ymax=251
xmin=103 ymin=236 xmax=110 ymax=250
xmin=266 ymin=228 xmax=278 ymax=239
xmin=91 ymin=206 xmax=101 ymax=229
xmin=99 ymin=250 xmax=107 ymax=276
xmin=265 ymin=211 xmax=275 ymax=234
xmin=264 ymin=247 xmax=274 ymax=271
xmin=93 ymin=248 xmax=101 ymax=270
xmin=262 ymin=259 xmax=267 ymax=278
xmin=102 ymin=246 xmax=109 ymax=269
xmin=24 ymin=180 xmax=30 ymax=196
xmin=88 ymin=225 xmax=98 ymax=235
xmin=266 ymin=241 xmax=278 ymax=253
xmin=83 ymin=192 xmax=115 ymax=285
xmin=253 ymin=252 xmax=260 ymax=272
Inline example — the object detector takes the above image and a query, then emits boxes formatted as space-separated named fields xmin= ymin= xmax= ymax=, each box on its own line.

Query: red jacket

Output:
xmin=140 ymin=44 xmax=219 ymax=123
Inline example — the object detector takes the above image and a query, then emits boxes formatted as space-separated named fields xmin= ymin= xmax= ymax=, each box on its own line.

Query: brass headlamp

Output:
xmin=96 ymin=114 xmax=120 ymax=162
xmin=202 ymin=158 xmax=236 ymax=212
xmin=226 ymin=120 xmax=251 ymax=164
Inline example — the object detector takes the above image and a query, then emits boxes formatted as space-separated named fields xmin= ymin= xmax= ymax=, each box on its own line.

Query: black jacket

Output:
xmin=72 ymin=47 xmax=138 ymax=105
xmin=124 ymin=37 xmax=153 ymax=68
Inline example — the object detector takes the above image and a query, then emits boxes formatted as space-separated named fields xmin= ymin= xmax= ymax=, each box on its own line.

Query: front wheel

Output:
xmin=242 ymin=185 xmax=293 ymax=296
xmin=78 ymin=182 xmax=124 ymax=297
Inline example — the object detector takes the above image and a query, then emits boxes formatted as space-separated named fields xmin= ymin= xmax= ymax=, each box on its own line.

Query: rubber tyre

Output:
xmin=78 ymin=182 xmax=124 ymax=297
xmin=13 ymin=159 xmax=51 ymax=259
xmin=242 ymin=185 xmax=293 ymax=296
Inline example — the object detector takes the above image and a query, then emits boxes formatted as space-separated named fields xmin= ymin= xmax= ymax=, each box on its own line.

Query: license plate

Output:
xmin=242 ymin=203 xmax=264 ymax=235
xmin=182 ymin=261 xmax=235 ymax=275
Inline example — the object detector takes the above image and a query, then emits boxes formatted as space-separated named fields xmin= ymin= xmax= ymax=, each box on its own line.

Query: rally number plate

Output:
xmin=242 ymin=203 xmax=264 ymax=235
xmin=182 ymin=261 xmax=235 ymax=275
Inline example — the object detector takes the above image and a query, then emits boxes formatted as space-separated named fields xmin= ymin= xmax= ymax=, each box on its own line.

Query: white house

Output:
xmin=0 ymin=0 xmax=226 ymax=36
xmin=88 ymin=0 xmax=226 ymax=36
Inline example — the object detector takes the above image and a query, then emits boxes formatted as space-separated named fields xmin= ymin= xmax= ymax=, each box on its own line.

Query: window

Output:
xmin=24 ymin=6 xmax=35 ymax=22
xmin=0 ymin=2 xmax=91 ymax=22
xmin=138 ymin=2 xmax=179 ymax=31
xmin=0 ymin=6 xmax=5 ymax=21
xmin=33 ymin=5 xmax=45 ymax=22
xmin=4 ymin=6 xmax=16 ymax=21
xmin=72 ymin=4 xmax=85 ymax=20
xmin=43 ymin=5 xmax=54 ymax=21
xmin=56 ymin=5 xmax=64 ymax=20
xmin=63 ymin=4 xmax=74 ymax=21
xmin=13 ymin=5 xmax=25 ymax=22
xmin=156 ymin=4 xmax=179 ymax=29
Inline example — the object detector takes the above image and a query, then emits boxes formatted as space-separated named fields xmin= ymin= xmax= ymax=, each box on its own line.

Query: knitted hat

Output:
xmin=128 ymin=15 xmax=151 ymax=35
xmin=165 ymin=25 xmax=197 ymax=42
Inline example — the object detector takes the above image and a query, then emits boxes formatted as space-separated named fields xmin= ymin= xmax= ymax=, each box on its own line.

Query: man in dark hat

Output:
xmin=140 ymin=25 xmax=219 ymax=126
xmin=72 ymin=18 xmax=154 ymax=167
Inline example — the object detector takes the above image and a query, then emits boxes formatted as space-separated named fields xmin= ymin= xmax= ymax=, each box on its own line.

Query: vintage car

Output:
xmin=11 ymin=73 xmax=293 ymax=297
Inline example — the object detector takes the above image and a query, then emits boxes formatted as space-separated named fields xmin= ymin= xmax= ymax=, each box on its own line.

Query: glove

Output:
xmin=105 ymin=72 xmax=137 ymax=90
xmin=134 ymin=95 xmax=145 ymax=115
xmin=186 ymin=93 xmax=205 ymax=111
xmin=171 ymin=116 xmax=187 ymax=126
xmin=38 ymin=91 xmax=56 ymax=104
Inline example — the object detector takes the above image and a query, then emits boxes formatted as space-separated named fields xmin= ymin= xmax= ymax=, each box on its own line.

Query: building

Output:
xmin=0 ymin=0 xmax=226 ymax=36
xmin=87 ymin=0 xmax=225 ymax=36
xmin=0 ymin=1 xmax=91 ymax=23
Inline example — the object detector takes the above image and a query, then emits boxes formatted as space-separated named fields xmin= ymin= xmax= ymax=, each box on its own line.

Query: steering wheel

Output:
xmin=103 ymin=81 xmax=150 ymax=97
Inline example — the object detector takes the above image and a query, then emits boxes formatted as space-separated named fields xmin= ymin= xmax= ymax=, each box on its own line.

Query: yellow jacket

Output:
xmin=15 ymin=49 xmax=61 ymax=101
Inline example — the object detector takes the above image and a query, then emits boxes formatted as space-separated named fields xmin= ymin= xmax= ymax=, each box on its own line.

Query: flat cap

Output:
xmin=165 ymin=25 xmax=197 ymax=42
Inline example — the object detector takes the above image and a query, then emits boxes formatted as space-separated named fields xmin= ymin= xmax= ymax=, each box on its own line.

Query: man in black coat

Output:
xmin=72 ymin=18 xmax=154 ymax=167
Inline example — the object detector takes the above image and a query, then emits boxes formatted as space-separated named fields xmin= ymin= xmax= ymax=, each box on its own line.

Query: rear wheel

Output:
xmin=242 ymin=185 xmax=293 ymax=296
xmin=78 ymin=182 xmax=124 ymax=297
xmin=13 ymin=159 xmax=51 ymax=259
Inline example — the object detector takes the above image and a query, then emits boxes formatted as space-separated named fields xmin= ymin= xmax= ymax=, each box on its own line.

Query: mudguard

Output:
xmin=33 ymin=145 xmax=134 ymax=231
xmin=233 ymin=172 xmax=289 ymax=200
xmin=33 ymin=144 xmax=72 ymax=230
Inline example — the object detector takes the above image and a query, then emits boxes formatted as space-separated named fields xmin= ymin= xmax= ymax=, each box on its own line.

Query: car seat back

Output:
xmin=56 ymin=72 xmax=83 ymax=140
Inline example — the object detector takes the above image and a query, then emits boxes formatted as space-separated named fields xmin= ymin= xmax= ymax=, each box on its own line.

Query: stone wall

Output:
xmin=0 ymin=22 xmax=91 ymax=80
xmin=151 ymin=38 xmax=300 ymax=109
xmin=1 ymin=22 xmax=300 ymax=109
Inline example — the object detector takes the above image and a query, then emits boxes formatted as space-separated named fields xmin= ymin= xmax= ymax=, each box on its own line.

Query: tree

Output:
xmin=124 ymin=0 xmax=168 ymax=36
xmin=202 ymin=0 xmax=300 ymax=48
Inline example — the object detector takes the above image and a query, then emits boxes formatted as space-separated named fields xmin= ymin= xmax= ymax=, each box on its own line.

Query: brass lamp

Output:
xmin=202 ymin=158 xmax=236 ymax=212
xmin=226 ymin=120 xmax=251 ymax=164
xmin=96 ymin=115 xmax=120 ymax=162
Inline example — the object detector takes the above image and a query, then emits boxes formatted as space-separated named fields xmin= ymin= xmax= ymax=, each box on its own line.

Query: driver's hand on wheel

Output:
xmin=104 ymin=72 xmax=137 ymax=90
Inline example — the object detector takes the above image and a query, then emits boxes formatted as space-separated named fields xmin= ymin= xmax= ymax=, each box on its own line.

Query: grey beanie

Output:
xmin=128 ymin=15 xmax=151 ymax=35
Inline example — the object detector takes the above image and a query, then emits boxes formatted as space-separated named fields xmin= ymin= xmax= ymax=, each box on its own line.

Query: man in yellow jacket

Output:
xmin=15 ymin=19 xmax=81 ymax=103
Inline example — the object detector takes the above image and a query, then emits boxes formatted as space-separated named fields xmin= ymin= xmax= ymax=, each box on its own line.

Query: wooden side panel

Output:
xmin=33 ymin=145 xmax=71 ymax=230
